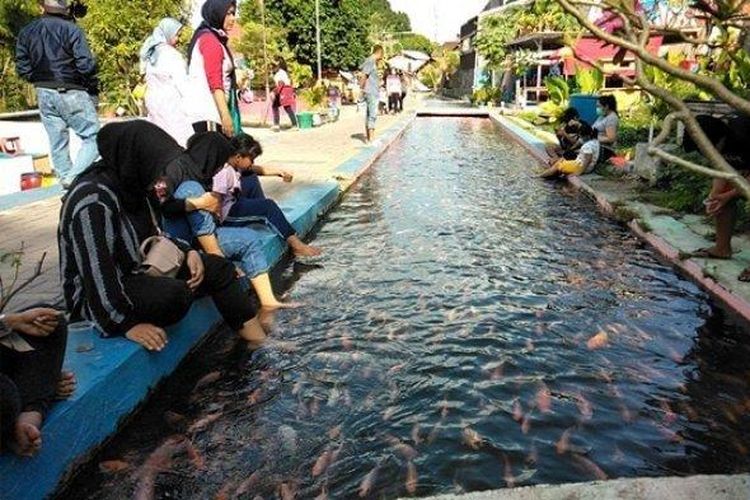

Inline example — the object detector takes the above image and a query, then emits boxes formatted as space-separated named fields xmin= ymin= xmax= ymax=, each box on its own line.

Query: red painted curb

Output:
xmin=492 ymin=113 xmax=750 ymax=325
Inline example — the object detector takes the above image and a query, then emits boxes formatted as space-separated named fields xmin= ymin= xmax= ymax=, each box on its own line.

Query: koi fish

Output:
xmin=556 ymin=428 xmax=572 ymax=455
xmin=193 ymin=371 xmax=222 ymax=391
xmin=521 ymin=414 xmax=532 ymax=434
xmin=462 ymin=427 xmax=483 ymax=449
xmin=341 ymin=336 xmax=353 ymax=350
xmin=512 ymin=399 xmax=524 ymax=422
xmin=279 ymin=482 xmax=297 ymax=500
xmin=525 ymin=339 xmax=535 ymax=352
xmin=185 ymin=439 xmax=205 ymax=469
xmin=503 ymin=455 xmax=515 ymax=488
xmin=98 ymin=459 xmax=130 ymax=474
xmin=490 ymin=363 xmax=504 ymax=380
xmin=235 ymin=471 xmax=261 ymax=497
xmin=312 ymin=448 xmax=333 ymax=477
xmin=411 ymin=423 xmax=422 ymax=445
xmin=394 ymin=441 xmax=419 ymax=461
xmin=537 ymin=384 xmax=552 ymax=414
xmin=383 ymin=406 xmax=398 ymax=421
xmin=188 ymin=413 xmax=222 ymax=434
xmin=247 ymin=388 xmax=264 ymax=405
xmin=526 ymin=444 xmax=538 ymax=466
xmin=314 ymin=487 xmax=329 ymax=500
xmin=440 ymin=398 xmax=450 ymax=418
xmin=587 ymin=331 xmax=609 ymax=350
xmin=406 ymin=461 xmax=418 ymax=494
xmin=570 ymin=453 xmax=608 ymax=480
xmin=328 ymin=425 xmax=342 ymax=440
xmin=359 ymin=465 xmax=379 ymax=497
xmin=389 ymin=363 xmax=406 ymax=374
xmin=427 ymin=422 xmax=442 ymax=444
xmin=310 ymin=397 xmax=321 ymax=416
xmin=576 ymin=393 xmax=593 ymax=421
xmin=134 ymin=436 xmax=188 ymax=500
xmin=660 ymin=400 xmax=677 ymax=426
xmin=327 ymin=386 xmax=341 ymax=407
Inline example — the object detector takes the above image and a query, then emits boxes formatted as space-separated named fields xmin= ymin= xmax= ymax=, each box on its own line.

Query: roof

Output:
xmin=506 ymin=31 xmax=566 ymax=50
xmin=402 ymin=50 xmax=432 ymax=61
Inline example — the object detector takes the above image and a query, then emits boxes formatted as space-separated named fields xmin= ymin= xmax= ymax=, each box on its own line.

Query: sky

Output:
xmin=389 ymin=0 xmax=488 ymax=42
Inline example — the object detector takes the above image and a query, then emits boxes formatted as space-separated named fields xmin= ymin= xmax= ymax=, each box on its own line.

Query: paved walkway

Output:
xmin=0 ymin=102 xmax=409 ymax=312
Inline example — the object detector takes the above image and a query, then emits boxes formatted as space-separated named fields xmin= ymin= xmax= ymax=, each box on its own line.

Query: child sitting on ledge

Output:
xmin=540 ymin=123 xmax=600 ymax=179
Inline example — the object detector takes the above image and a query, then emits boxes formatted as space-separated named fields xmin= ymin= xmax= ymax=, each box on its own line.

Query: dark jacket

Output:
xmin=15 ymin=14 xmax=99 ymax=95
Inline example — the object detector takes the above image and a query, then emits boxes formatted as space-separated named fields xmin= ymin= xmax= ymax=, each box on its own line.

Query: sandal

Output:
xmin=739 ymin=268 xmax=750 ymax=282
xmin=688 ymin=248 xmax=732 ymax=260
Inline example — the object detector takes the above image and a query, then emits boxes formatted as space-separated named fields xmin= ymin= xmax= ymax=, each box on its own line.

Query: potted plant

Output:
xmin=569 ymin=67 xmax=604 ymax=124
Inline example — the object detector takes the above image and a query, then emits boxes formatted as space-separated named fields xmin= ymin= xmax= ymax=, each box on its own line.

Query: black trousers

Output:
xmin=0 ymin=308 xmax=68 ymax=444
xmin=388 ymin=93 xmax=400 ymax=113
xmin=122 ymin=253 xmax=257 ymax=331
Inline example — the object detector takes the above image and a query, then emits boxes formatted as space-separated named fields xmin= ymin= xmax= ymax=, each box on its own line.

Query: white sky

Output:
xmin=389 ymin=0 xmax=488 ymax=42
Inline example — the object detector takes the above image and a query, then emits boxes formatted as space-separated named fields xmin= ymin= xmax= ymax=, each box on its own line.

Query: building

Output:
xmin=454 ymin=16 xmax=479 ymax=97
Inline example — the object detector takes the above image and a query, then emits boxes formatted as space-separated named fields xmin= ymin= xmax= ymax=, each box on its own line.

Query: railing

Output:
xmin=0 ymin=109 xmax=40 ymax=121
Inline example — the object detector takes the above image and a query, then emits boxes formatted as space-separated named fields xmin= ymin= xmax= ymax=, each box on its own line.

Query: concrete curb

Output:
xmin=0 ymin=113 xmax=415 ymax=500
xmin=418 ymin=473 xmax=750 ymax=500
xmin=491 ymin=113 xmax=750 ymax=325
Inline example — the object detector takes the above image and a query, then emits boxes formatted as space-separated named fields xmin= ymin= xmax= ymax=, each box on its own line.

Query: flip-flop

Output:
xmin=688 ymin=248 xmax=732 ymax=260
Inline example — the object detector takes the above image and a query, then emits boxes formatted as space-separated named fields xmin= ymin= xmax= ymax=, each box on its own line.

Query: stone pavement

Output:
xmin=497 ymin=113 xmax=750 ymax=324
xmin=0 ymin=101 xmax=409 ymax=312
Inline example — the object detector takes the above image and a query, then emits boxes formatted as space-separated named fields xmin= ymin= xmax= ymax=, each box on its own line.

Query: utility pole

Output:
xmin=315 ymin=0 xmax=322 ymax=82
xmin=260 ymin=0 xmax=270 ymax=124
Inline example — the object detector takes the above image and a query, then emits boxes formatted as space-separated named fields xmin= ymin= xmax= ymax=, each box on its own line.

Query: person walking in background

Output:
xmin=140 ymin=18 xmax=194 ymax=147
xmin=271 ymin=60 xmax=298 ymax=131
xmin=359 ymin=45 xmax=384 ymax=144
xmin=398 ymin=71 xmax=408 ymax=112
xmin=186 ymin=0 xmax=241 ymax=137
xmin=386 ymin=68 xmax=402 ymax=114
xmin=15 ymin=0 xmax=100 ymax=188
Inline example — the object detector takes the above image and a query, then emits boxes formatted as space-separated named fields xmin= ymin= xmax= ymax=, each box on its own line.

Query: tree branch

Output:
xmin=556 ymin=0 xmax=750 ymax=116
xmin=0 ymin=252 xmax=46 ymax=314
xmin=648 ymin=148 xmax=744 ymax=181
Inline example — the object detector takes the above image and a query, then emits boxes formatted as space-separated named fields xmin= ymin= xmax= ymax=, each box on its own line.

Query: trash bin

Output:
xmin=570 ymin=94 xmax=599 ymax=125
xmin=297 ymin=112 xmax=314 ymax=129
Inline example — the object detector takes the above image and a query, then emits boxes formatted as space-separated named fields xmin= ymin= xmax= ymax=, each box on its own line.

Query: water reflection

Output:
xmin=60 ymin=119 xmax=750 ymax=499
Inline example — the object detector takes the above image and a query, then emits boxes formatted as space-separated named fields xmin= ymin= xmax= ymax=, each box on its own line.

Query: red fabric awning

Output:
xmin=561 ymin=36 xmax=663 ymax=76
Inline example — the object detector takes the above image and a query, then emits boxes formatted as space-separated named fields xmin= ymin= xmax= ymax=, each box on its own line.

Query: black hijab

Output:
xmin=186 ymin=0 xmax=236 ymax=66
xmin=162 ymin=132 xmax=235 ymax=189
xmin=95 ymin=120 xmax=184 ymax=192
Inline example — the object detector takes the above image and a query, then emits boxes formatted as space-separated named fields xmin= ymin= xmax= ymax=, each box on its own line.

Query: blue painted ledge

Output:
xmin=0 ymin=185 xmax=62 ymax=212
xmin=0 ymin=114 xmax=413 ymax=500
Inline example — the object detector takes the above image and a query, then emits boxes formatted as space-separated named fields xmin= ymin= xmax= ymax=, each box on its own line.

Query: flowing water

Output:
xmin=61 ymin=118 xmax=750 ymax=499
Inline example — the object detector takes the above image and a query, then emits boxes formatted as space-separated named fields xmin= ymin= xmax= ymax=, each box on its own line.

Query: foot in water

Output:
xmin=56 ymin=371 xmax=76 ymax=400
xmin=288 ymin=236 xmax=322 ymax=257
xmin=12 ymin=411 xmax=42 ymax=457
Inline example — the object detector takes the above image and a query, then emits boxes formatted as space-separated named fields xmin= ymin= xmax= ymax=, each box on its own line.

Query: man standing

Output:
xmin=16 ymin=0 xmax=100 ymax=188
xmin=359 ymin=45 xmax=384 ymax=144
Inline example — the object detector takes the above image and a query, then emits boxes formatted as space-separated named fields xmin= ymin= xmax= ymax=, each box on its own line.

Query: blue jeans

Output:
xmin=223 ymin=175 xmax=297 ymax=240
xmin=163 ymin=181 xmax=269 ymax=279
xmin=36 ymin=88 xmax=100 ymax=187
xmin=365 ymin=94 xmax=378 ymax=129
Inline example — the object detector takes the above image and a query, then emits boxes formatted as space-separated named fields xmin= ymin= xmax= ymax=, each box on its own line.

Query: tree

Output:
xmin=554 ymin=0 xmax=750 ymax=199
xmin=0 ymin=0 xmax=39 ymax=112
xmin=475 ymin=0 xmax=580 ymax=70
xmin=420 ymin=48 xmax=460 ymax=92
xmin=240 ymin=0 xmax=370 ymax=71
xmin=365 ymin=0 xmax=411 ymax=39
xmin=394 ymin=33 xmax=436 ymax=55
xmin=80 ymin=0 xmax=189 ymax=113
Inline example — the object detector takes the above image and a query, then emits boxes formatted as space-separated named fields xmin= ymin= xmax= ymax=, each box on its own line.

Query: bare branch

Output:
xmin=558 ymin=0 xmax=750 ymax=116
xmin=648 ymin=147 xmax=744 ymax=181
xmin=0 ymin=252 xmax=47 ymax=314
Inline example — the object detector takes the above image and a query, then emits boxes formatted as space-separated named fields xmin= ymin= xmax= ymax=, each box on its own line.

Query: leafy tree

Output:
xmin=394 ymin=33 xmax=435 ymax=55
xmin=475 ymin=0 xmax=580 ymax=70
xmin=0 ymin=0 xmax=39 ymax=112
xmin=366 ymin=0 xmax=410 ymax=38
xmin=80 ymin=0 xmax=188 ymax=113
xmin=239 ymin=0 xmax=370 ymax=71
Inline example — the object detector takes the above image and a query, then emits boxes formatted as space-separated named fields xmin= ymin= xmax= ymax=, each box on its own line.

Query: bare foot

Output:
xmin=56 ymin=371 xmax=76 ymax=400
xmin=12 ymin=412 xmax=42 ymax=457
xmin=261 ymin=300 xmax=303 ymax=310
xmin=292 ymin=244 xmax=322 ymax=258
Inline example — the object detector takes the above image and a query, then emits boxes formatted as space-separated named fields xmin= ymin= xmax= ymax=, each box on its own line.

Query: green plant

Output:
xmin=300 ymin=84 xmax=326 ymax=110
xmin=471 ymin=86 xmax=502 ymax=105
xmin=575 ymin=68 xmax=604 ymax=94
xmin=289 ymin=61 xmax=313 ymax=88
xmin=544 ymin=76 xmax=570 ymax=106
xmin=0 ymin=244 xmax=47 ymax=313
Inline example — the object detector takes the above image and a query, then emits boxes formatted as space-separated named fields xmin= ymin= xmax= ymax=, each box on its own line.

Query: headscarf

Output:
xmin=180 ymin=132 xmax=235 ymax=184
xmin=187 ymin=0 xmax=236 ymax=66
xmin=94 ymin=120 xmax=184 ymax=196
xmin=139 ymin=18 xmax=183 ymax=73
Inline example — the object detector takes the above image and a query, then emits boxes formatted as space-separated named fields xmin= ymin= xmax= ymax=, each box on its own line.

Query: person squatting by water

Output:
xmin=540 ymin=123 xmax=600 ymax=179
xmin=59 ymin=121 xmax=267 ymax=351
xmin=0 ymin=307 xmax=75 ymax=457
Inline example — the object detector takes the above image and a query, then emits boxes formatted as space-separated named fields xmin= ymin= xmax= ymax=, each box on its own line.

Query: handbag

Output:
xmin=139 ymin=200 xmax=185 ymax=278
